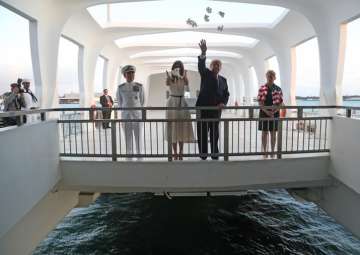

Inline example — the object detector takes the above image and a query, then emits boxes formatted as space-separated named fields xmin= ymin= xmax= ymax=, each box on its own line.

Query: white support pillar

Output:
xmin=238 ymin=73 xmax=245 ymax=105
xmin=30 ymin=21 xmax=63 ymax=108
xmin=290 ymin=47 xmax=297 ymax=106
xmin=252 ymin=58 xmax=266 ymax=86
xmin=317 ymin=24 xmax=342 ymax=106
xmin=79 ymin=46 xmax=101 ymax=107
xmin=276 ymin=48 xmax=293 ymax=105
xmin=242 ymin=65 xmax=252 ymax=105
xmin=102 ymin=57 xmax=109 ymax=92
xmin=335 ymin=24 xmax=348 ymax=106
xmin=228 ymin=65 xmax=243 ymax=106
xmin=106 ymin=59 xmax=121 ymax=96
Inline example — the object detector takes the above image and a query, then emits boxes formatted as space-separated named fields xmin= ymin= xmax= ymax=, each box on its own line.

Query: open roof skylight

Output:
xmin=115 ymin=31 xmax=258 ymax=48
xmin=88 ymin=1 xmax=288 ymax=29
xmin=130 ymin=48 xmax=242 ymax=59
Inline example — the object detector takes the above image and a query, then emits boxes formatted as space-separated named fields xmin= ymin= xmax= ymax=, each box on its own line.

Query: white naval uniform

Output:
xmin=23 ymin=90 xmax=38 ymax=123
xmin=116 ymin=82 xmax=145 ymax=157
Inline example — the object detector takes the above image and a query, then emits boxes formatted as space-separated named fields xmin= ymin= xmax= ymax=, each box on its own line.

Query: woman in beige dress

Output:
xmin=166 ymin=60 xmax=195 ymax=160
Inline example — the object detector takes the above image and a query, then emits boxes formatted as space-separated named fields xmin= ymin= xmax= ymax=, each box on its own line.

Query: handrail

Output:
xmin=57 ymin=116 xmax=333 ymax=123
xmin=57 ymin=115 xmax=332 ymax=161
xmin=1 ymin=105 xmax=359 ymax=119
xmin=0 ymin=105 xmax=345 ymax=118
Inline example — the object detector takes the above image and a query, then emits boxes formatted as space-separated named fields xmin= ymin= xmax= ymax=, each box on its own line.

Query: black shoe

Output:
xmin=211 ymin=157 xmax=219 ymax=160
xmin=200 ymin=157 xmax=207 ymax=160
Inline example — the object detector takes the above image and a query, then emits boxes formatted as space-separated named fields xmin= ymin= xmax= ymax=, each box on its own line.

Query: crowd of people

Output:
xmin=100 ymin=39 xmax=284 ymax=160
xmin=1 ymin=39 xmax=284 ymax=160
xmin=1 ymin=78 xmax=38 ymax=126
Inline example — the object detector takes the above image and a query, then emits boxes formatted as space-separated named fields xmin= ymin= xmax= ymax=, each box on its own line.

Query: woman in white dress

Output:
xmin=166 ymin=61 xmax=195 ymax=160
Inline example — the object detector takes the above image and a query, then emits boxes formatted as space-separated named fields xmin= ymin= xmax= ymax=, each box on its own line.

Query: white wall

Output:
xmin=147 ymin=71 xmax=200 ymax=107
xmin=0 ymin=121 xmax=60 ymax=239
xmin=59 ymin=157 xmax=330 ymax=193
xmin=0 ymin=121 xmax=79 ymax=255
xmin=330 ymin=117 xmax=360 ymax=194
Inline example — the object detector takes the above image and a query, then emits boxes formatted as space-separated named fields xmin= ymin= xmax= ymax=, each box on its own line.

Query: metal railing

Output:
xmin=2 ymin=105 xmax=359 ymax=161
xmin=54 ymin=106 xmax=335 ymax=161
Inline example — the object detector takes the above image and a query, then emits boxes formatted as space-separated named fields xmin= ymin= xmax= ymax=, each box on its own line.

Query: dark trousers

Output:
xmin=102 ymin=109 xmax=111 ymax=129
xmin=197 ymin=110 xmax=220 ymax=159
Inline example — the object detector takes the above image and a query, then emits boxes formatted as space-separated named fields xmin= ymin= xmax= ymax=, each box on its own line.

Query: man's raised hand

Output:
xmin=199 ymin=39 xmax=207 ymax=55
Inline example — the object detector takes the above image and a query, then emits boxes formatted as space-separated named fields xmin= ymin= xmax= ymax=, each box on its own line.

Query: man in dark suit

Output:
xmin=100 ymin=89 xmax=114 ymax=129
xmin=196 ymin=39 xmax=230 ymax=160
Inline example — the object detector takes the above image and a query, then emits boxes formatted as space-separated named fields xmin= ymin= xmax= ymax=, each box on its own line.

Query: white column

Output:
xmin=335 ymin=24 xmax=348 ymax=106
xmin=252 ymin=58 xmax=266 ymax=86
xmin=276 ymin=48 xmax=293 ymax=105
xmin=317 ymin=24 xmax=342 ymax=106
xmin=79 ymin=46 xmax=101 ymax=107
xmin=30 ymin=21 xmax=63 ymax=108
xmin=106 ymin=59 xmax=121 ymax=96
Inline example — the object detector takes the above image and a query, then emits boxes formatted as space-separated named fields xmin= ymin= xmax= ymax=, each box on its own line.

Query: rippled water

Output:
xmin=33 ymin=190 xmax=360 ymax=255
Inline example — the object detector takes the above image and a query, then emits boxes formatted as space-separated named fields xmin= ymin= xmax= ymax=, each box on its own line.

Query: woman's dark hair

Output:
xmin=171 ymin=60 xmax=185 ymax=76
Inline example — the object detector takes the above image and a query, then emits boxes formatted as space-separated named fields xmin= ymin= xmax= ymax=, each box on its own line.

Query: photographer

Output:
xmin=2 ymin=83 xmax=26 ymax=126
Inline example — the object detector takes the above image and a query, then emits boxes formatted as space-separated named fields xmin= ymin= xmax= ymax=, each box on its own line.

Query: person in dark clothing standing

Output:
xmin=196 ymin=39 xmax=230 ymax=160
xmin=100 ymin=89 xmax=114 ymax=129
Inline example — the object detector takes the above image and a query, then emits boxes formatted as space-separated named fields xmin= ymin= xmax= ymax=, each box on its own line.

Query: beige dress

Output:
xmin=165 ymin=77 xmax=195 ymax=143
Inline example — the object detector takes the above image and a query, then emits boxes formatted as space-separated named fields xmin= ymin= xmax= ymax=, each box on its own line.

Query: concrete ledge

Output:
xmin=0 ymin=190 xmax=79 ymax=255
xmin=60 ymin=156 xmax=331 ymax=193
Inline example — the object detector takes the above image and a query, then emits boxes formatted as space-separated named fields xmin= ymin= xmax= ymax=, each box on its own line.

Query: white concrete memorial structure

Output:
xmin=1 ymin=0 xmax=360 ymax=254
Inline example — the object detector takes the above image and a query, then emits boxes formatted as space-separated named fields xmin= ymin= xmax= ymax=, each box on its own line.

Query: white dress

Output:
xmin=165 ymin=77 xmax=195 ymax=143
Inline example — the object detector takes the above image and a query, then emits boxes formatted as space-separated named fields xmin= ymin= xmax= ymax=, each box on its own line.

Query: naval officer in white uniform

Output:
xmin=116 ymin=65 xmax=145 ymax=159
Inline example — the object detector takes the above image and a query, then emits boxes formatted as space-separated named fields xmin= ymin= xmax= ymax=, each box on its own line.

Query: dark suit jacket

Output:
xmin=195 ymin=56 xmax=230 ymax=107
xmin=100 ymin=95 xmax=114 ymax=107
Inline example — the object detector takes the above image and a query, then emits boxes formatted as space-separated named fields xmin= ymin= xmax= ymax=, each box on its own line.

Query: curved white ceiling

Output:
xmin=142 ymin=57 xmax=229 ymax=64
xmin=88 ymin=1 xmax=288 ymax=29
xmin=115 ymin=31 xmax=258 ymax=48
xmin=130 ymin=48 xmax=243 ymax=59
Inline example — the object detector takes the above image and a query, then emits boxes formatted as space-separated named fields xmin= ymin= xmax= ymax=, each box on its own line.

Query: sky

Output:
xmin=88 ymin=0 xmax=287 ymax=29
xmin=1 ymin=4 xmax=360 ymax=97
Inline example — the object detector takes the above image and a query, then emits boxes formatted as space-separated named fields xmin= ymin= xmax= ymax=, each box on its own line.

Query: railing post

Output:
xmin=346 ymin=108 xmax=352 ymax=118
xmin=111 ymin=121 xmax=117 ymax=161
xmin=114 ymin=109 xmax=118 ymax=120
xmin=297 ymin=107 xmax=303 ymax=119
xmin=141 ymin=109 xmax=147 ymax=121
xmin=167 ymin=121 xmax=173 ymax=162
xmin=16 ymin=115 xmax=23 ymax=126
xmin=277 ymin=119 xmax=283 ymax=159
xmin=41 ymin=112 xmax=46 ymax=121
xmin=248 ymin=108 xmax=254 ymax=119
xmin=224 ymin=120 xmax=229 ymax=161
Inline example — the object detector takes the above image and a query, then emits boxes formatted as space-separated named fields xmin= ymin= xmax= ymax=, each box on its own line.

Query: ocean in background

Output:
xmin=296 ymin=99 xmax=360 ymax=107
xmin=33 ymin=191 xmax=360 ymax=255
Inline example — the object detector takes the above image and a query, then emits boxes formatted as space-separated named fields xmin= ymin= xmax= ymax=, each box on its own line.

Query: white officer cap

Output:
xmin=121 ymin=65 xmax=136 ymax=74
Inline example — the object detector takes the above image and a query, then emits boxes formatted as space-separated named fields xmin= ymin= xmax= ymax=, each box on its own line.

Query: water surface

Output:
xmin=34 ymin=190 xmax=360 ymax=255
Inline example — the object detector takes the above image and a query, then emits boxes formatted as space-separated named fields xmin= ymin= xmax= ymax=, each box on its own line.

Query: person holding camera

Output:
xmin=2 ymin=83 xmax=26 ymax=126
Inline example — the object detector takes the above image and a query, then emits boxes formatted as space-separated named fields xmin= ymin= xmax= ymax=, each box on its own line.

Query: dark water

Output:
xmin=34 ymin=190 xmax=360 ymax=255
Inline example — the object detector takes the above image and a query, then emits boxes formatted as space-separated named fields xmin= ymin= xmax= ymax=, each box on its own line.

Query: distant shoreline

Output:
xmin=296 ymin=96 xmax=360 ymax=101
